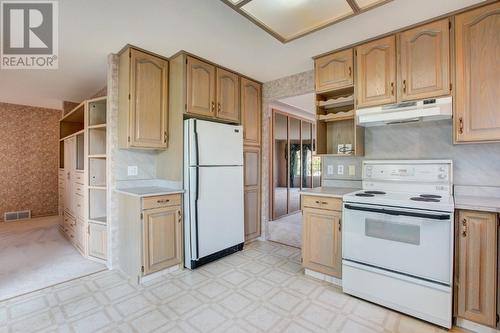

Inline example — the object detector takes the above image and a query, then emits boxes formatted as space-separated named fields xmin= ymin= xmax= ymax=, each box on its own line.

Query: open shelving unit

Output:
xmin=87 ymin=97 xmax=108 ymax=230
xmin=315 ymin=85 xmax=364 ymax=156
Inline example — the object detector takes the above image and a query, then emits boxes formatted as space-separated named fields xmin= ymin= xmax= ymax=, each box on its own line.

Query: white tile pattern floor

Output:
xmin=0 ymin=241 xmax=466 ymax=333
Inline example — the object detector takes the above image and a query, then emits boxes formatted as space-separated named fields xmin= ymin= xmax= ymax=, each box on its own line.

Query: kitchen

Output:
xmin=0 ymin=0 xmax=499 ymax=332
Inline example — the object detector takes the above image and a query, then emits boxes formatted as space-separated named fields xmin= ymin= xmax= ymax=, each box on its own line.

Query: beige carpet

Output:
xmin=268 ymin=212 xmax=302 ymax=248
xmin=0 ymin=216 xmax=105 ymax=301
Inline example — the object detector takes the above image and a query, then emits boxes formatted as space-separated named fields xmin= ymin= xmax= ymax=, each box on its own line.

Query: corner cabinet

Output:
xmin=356 ymin=35 xmax=397 ymax=108
xmin=301 ymin=195 xmax=342 ymax=278
xmin=455 ymin=2 xmax=500 ymax=143
xmin=398 ymin=19 xmax=450 ymax=101
xmin=315 ymin=49 xmax=353 ymax=93
xmin=456 ymin=210 xmax=498 ymax=327
xmin=118 ymin=46 xmax=169 ymax=149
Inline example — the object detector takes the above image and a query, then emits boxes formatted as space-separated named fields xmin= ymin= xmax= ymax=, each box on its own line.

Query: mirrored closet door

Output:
xmin=271 ymin=110 xmax=320 ymax=220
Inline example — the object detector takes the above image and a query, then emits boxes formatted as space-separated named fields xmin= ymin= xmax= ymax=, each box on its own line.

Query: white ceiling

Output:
xmin=0 ymin=0 xmax=484 ymax=109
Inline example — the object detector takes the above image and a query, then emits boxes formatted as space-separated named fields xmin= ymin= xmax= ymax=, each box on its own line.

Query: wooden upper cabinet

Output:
xmin=241 ymin=78 xmax=261 ymax=146
xmin=186 ymin=56 xmax=216 ymax=118
xmin=130 ymin=49 xmax=168 ymax=148
xmin=216 ymin=68 xmax=240 ymax=123
xmin=119 ymin=47 xmax=168 ymax=149
xmin=302 ymin=207 xmax=342 ymax=278
xmin=356 ymin=36 xmax=397 ymax=108
xmin=455 ymin=2 xmax=500 ymax=143
xmin=142 ymin=206 xmax=182 ymax=275
xmin=398 ymin=19 xmax=450 ymax=101
xmin=315 ymin=49 xmax=353 ymax=92
xmin=457 ymin=210 xmax=498 ymax=327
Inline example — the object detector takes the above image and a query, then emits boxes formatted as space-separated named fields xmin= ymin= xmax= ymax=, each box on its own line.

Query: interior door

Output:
xmin=130 ymin=49 xmax=168 ymax=148
xmin=195 ymin=166 xmax=244 ymax=258
xmin=216 ymin=68 xmax=240 ymax=122
xmin=356 ymin=35 xmax=397 ymax=108
xmin=186 ymin=57 xmax=216 ymax=118
xmin=272 ymin=113 xmax=288 ymax=219
xmin=143 ymin=206 xmax=182 ymax=274
xmin=399 ymin=19 xmax=450 ymax=101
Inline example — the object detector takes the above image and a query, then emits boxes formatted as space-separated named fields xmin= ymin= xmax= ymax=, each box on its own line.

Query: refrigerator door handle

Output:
xmin=194 ymin=167 xmax=200 ymax=259
xmin=194 ymin=119 xmax=199 ymax=166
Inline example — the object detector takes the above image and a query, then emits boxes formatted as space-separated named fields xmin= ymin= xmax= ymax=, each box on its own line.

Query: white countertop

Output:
xmin=454 ymin=195 xmax=500 ymax=213
xmin=115 ymin=187 xmax=184 ymax=198
xmin=299 ymin=187 xmax=359 ymax=198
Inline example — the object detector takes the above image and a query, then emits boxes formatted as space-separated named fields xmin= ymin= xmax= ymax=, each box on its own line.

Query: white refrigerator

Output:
xmin=184 ymin=119 xmax=245 ymax=269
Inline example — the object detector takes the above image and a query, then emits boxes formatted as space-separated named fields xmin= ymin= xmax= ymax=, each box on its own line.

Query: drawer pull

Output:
xmin=314 ymin=200 xmax=329 ymax=205
xmin=157 ymin=199 xmax=170 ymax=204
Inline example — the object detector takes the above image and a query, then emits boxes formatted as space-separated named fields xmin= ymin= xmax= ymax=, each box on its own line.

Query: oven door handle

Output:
xmin=344 ymin=204 xmax=451 ymax=220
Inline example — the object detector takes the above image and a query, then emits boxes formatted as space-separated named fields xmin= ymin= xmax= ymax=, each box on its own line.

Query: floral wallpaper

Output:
xmin=0 ymin=102 xmax=61 ymax=221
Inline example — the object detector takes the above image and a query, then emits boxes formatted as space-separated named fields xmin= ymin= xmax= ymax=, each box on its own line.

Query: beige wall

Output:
xmin=0 ymin=102 xmax=61 ymax=221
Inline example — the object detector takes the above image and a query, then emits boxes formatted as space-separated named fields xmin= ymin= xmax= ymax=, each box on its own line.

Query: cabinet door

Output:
xmin=129 ymin=49 xmax=168 ymax=149
xmin=302 ymin=207 xmax=342 ymax=278
xmin=244 ymin=147 xmax=261 ymax=241
xmin=455 ymin=2 xmax=500 ymax=142
xmin=315 ymin=49 xmax=353 ymax=92
xmin=142 ymin=206 xmax=182 ymax=275
xmin=88 ymin=223 xmax=107 ymax=260
xmin=356 ymin=36 xmax=397 ymax=108
xmin=399 ymin=19 xmax=450 ymax=101
xmin=186 ymin=56 xmax=216 ymax=118
xmin=241 ymin=78 xmax=261 ymax=146
xmin=216 ymin=68 xmax=240 ymax=123
xmin=457 ymin=210 xmax=498 ymax=326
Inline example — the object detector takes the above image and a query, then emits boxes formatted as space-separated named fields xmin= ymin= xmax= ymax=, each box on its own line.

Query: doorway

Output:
xmin=269 ymin=109 xmax=321 ymax=246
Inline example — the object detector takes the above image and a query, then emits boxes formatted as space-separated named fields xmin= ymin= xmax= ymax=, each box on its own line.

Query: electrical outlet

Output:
xmin=337 ymin=165 xmax=344 ymax=175
xmin=327 ymin=165 xmax=334 ymax=175
xmin=127 ymin=166 xmax=138 ymax=176
xmin=348 ymin=165 xmax=356 ymax=176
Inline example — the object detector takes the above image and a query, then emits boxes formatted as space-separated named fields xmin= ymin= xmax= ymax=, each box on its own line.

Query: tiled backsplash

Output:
xmin=322 ymin=120 xmax=500 ymax=187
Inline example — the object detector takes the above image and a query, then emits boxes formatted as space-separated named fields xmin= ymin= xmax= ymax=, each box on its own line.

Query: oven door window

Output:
xmin=365 ymin=219 xmax=420 ymax=245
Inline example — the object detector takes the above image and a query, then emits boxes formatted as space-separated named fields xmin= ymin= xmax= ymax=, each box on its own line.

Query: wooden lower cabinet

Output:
xmin=456 ymin=210 xmax=498 ymax=327
xmin=302 ymin=196 xmax=342 ymax=278
xmin=88 ymin=223 xmax=107 ymax=260
xmin=142 ymin=206 xmax=182 ymax=274
xmin=244 ymin=147 xmax=261 ymax=241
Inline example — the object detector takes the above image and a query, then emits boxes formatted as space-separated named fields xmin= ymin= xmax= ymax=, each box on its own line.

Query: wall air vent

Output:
xmin=3 ymin=210 xmax=31 ymax=222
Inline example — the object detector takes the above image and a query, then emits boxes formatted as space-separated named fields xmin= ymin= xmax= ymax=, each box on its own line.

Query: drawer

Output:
xmin=75 ymin=195 xmax=84 ymax=218
xmin=302 ymin=195 xmax=342 ymax=211
xmin=75 ymin=183 xmax=84 ymax=196
xmin=75 ymin=173 xmax=84 ymax=185
xmin=143 ymin=194 xmax=182 ymax=210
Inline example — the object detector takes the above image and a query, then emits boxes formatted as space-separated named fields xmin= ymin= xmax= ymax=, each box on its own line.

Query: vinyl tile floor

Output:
xmin=0 ymin=241 xmax=467 ymax=333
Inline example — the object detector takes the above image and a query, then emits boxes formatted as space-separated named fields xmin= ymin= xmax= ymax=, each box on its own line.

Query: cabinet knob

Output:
xmin=390 ymin=82 xmax=395 ymax=96
xmin=157 ymin=199 xmax=170 ymax=203
xmin=218 ymin=103 xmax=221 ymax=113
xmin=462 ymin=219 xmax=467 ymax=237
xmin=348 ymin=66 xmax=352 ymax=77
xmin=459 ymin=117 xmax=464 ymax=134
xmin=211 ymin=101 xmax=215 ymax=112
xmin=402 ymin=79 xmax=407 ymax=93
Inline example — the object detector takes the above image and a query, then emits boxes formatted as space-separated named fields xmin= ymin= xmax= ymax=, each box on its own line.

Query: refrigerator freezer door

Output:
xmin=186 ymin=119 xmax=243 ymax=166
xmin=193 ymin=165 xmax=244 ymax=259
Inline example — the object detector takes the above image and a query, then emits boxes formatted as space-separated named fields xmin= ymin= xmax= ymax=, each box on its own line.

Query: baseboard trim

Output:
xmin=139 ymin=265 xmax=181 ymax=284
xmin=305 ymin=269 xmax=342 ymax=287
xmin=456 ymin=318 xmax=500 ymax=333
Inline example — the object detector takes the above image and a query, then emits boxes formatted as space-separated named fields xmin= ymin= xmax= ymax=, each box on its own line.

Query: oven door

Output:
xmin=342 ymin=202 xmax=453 ymax=285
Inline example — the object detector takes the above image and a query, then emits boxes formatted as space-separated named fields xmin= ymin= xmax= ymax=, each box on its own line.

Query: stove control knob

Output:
xmin=438 ymin=174 xmax=446 ymax=180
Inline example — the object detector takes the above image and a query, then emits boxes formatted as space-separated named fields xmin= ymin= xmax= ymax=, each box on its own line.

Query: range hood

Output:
xmin=357 ymin=96 xmax=452 ymax=127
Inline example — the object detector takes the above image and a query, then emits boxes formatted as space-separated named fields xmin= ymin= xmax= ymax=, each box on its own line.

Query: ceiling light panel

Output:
xmin=355 ymin=0 xmax=388 ymax=9
xmin=241 ymin=0 xmax=354 ymax=41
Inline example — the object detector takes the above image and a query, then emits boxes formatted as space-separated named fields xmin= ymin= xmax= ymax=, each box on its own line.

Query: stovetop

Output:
xmin=344 ymin=190 xmax=455 ymax=212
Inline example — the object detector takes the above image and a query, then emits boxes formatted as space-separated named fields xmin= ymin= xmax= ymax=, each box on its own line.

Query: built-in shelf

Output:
xmin=88 ymin=216 xmax=107 ymax=225
xmin=317 ymin=95 xmax=354 ymax=109
xmin=88 ymin=124 xmax=106 ymax=129
xmin=88 ymin=154 xmax=106 ymax=159
xmin=88 ymin=98 xmax=107 ymax=127
xmin=60 ymin=129 xmax=85 ymax=142
xmin=89 ymin=127 xmax=106 ymax=156
xmin=89 ymin=188 xmax=107 ymax=221
xmin=60 ymin=103 xmax=85 ymax=139
xmin=317 ymin=110 xmax=355 ymax=122
xmin=89 ymin=185 xmax=106 ymax=190
xmin=89 ymin=158 xmax=106 ymax=187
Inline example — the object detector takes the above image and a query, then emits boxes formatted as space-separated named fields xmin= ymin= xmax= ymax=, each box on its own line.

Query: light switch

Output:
xmin=337 ymin=165 xmax=344 ymax=175
xmin=128 ymin=166 xmax=138 ymax=176
xmin=348 ymin=165 xmax=356 ymax=176
xmin=327 ymin=165 xmax=334 ymax=175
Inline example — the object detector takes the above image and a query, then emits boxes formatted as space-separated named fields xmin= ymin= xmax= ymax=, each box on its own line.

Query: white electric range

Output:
xmin=342 ymin=160 xmax=454 ymax=328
